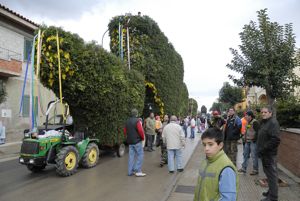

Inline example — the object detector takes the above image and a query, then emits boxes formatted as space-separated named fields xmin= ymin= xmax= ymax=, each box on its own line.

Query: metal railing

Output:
xmin=0 ymin=46 xmax=22 ymax=61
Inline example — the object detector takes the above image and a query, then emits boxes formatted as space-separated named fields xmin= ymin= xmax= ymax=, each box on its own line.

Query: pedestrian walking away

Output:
xmin=194 ymin=127 xmax=238 ymax=201
xmin=190 ymin=116 xmax=196 ymax=139
xmin=124 ymin=108 xmax=146 ymax=177
xmin=224 ymin=108 xmax=242 ymax=166
xmin=257 ymin=106 xmax=281 ymax=201
xmin=162 ymin=115 xmax=185 ymax=173
xmin=238 ymin=110 xmax=260 ymax=175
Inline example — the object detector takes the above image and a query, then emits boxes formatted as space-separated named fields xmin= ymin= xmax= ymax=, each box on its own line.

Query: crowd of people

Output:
xmin=124 ymin=105 xmax=281 ymax=201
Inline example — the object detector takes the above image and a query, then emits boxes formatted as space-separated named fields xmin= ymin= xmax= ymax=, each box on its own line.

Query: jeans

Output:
xmin=241 ymin=141 xmax=258 ymax=171
xmin=190 ymin=127 xmax=195 ymax=138
xmin=167 ymin=149 xmax=183 ymax=171
xmin=262 ymin=155 xmax=278 ymax=201
xmin=128 ymin=141 xmax=144 ymax=175
xmin=183 ymin=125 xmax=188 ymax=138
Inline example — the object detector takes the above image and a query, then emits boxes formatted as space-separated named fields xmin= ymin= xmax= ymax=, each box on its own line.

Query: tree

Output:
xmin=219 ymin=82 xmax=244 ymax=106
xmin=188 ymin=98 xmax=198 ymax=117
xmin=227 ymin=9 xmax=299 ymax=114
xmin=210 ymin=102 xmax=230 ymax=114
xmin=200 ymin=105 xmax=207 ymax=114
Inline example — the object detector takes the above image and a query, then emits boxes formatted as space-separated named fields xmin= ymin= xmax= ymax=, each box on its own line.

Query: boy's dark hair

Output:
xmin=201 ymin=127 xmax=223 ymax=145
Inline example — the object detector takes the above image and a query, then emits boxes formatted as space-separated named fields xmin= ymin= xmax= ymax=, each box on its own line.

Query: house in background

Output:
xmin=246 ymin=66 xmax=300 ymax=108
xmin=0 ymin=4 xmax=56 ymax=143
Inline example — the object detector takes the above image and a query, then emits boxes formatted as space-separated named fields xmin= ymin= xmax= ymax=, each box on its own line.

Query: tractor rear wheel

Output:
xmin=55 ymin=146 xmax=79 ymax=177
xmin=27 ymin=164 xmax=46 ymax=172
xmin=81 ymin=143 xmax=99 ymax=168
xmin=116 ymin=143 xmax=126 ymax=157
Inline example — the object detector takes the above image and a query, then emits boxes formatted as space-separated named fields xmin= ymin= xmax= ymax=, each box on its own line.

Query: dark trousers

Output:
xmin=146 ymin=134 xmax=154 ymax=150
xmin=224 ymin=140 xmax=238 ymax=165
xmin=262 ymin=155 xmax=278 ymax=201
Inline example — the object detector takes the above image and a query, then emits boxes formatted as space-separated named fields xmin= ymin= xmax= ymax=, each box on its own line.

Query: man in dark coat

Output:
xmin=257 ymin=106 xmax=281 ymax=201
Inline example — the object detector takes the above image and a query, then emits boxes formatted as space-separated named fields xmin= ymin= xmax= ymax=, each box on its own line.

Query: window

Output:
xmin=22 ymin=95 xmax=38 ymax=117
xmin=24 ymin=39 xmax=33 ymax=61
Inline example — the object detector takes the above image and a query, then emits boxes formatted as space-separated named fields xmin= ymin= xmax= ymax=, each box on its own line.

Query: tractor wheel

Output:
xmin=27 ymin=164 xmax=46 ymax=173
xmin=81 ymin=143 xmax=99 ymax=168
xmin=55 ymin=146 xmax=79 ymax=177
xmin=116 ymin=143 xmax=126 ymax=157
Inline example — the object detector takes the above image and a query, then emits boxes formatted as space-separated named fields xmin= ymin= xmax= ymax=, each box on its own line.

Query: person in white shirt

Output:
xmin=162 ymin=115 xmax=185 ymax=173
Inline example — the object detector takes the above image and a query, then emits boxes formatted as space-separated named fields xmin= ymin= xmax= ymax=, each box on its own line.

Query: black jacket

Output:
xmin=257 ymin=117 xmax=280 ymax=156
xmin=125 ymin=117 xmax=142 ymax=145
xmin=224 ymin=115 xmax=242 ymax=141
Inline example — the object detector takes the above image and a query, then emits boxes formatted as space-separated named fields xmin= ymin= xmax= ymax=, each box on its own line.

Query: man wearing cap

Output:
xmin=124 ymin=109 xmax=146 ymax=177
xmin=238 ymin=110 xmax=259 ymax=175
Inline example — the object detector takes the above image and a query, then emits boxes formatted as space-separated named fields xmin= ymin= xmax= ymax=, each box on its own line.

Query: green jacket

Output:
xmin=194 ymin=150 xmax=238 ymax=201
xmin=145 ymin=117 xmax=156 ymax=135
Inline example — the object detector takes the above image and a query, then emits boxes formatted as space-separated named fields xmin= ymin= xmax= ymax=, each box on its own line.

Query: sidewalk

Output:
xmin=166 ymin=141 xmax=300 ymax=201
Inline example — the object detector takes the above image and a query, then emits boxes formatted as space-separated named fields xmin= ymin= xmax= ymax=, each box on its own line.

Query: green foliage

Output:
xmin=38 ymin=26 xmax=145 ymax=145
xmin=276 ymin=96 xmax=300 ymax=128
xmin=108 ymin=14 xmax=188 ymax=116
xmin=188 ymin=98 xmax=198 ymax=117
xmin=210 ymin=102 xmax=230 ymax=114
xmin=227 ymin=9 xmax=299 ymax=109
xmin=219 ymin=82 xmax=244 ymax=106
xmin=200 ymin=105 xmax=207 ymax=114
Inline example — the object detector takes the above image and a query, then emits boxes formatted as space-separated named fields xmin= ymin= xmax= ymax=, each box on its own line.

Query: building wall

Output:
xmin=0 ymin=20 xmax=57 ymax=142
xmin=0 ymin=25 xmax=23 ymax=58
xmin=278 ymin=130 xmax=300 ymax=177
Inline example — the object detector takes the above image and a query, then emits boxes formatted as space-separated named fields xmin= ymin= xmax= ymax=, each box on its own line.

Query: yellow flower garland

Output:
xmin=145 ymin=81 xmax=164 ymax=118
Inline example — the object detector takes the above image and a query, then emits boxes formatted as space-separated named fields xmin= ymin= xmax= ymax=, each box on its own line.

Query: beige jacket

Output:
xmin=162 ymin=121 xmax=185 ymax=149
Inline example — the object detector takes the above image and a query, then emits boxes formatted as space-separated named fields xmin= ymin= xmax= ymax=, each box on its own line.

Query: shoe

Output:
xmin=250 ymin=170 xmax=258 ymax=175
xmin=146 ymin=149 xmax=152 ymax=152
xmin=135 ymin=172 xmax=146 ymax=177
xmin=177 ymin=169 xmax=184 ymax=172
xmin=169 ymin=171 xmax=174 ymax=173
xmin=262 ymin=191 xmax=269 ymax=197
xmin=238 ymin=168 xmax=246 ymax=173
xmin=151 ymin=148 xmax=156 ymax=151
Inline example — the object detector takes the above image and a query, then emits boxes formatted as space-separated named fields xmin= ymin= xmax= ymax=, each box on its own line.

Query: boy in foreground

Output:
xmin=194 ymin=127 xmax=238 ymax=201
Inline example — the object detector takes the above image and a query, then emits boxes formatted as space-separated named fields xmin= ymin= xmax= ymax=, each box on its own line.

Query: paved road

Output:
xmin=0 ymin=132 xmax=200 ymax=201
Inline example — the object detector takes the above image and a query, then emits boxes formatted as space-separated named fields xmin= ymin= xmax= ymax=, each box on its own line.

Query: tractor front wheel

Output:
xmin=55 ymin=146 xmax=79 ymax=177
xmin=81 ymin=143 xmax=99 ymax=168
xmin=27 ymin=164 xmax=46 ymax=172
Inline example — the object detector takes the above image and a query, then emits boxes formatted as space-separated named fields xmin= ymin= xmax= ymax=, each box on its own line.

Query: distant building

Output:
xmin=0 ymin=4 xmax=56 ymax=142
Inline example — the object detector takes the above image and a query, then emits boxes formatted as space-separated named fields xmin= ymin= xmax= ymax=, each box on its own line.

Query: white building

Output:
xmin=0 ymin=4 xmax=56 ymax=142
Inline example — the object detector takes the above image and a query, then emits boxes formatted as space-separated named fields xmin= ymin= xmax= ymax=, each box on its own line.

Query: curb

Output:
xmin=278 ymin=163 xmax=300 ymax=184
xmin=160 ymin=138 xmax=201 ymax=201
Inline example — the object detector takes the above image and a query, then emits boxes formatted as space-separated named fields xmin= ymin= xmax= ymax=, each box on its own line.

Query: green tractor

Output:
xmin=19 ymin=100 xmax=100 ymax=176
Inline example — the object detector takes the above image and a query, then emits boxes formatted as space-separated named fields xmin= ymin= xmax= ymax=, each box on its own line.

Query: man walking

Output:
xmin=162 ymin=115 xmax=185 ymax=173
xmin=124 ymin=109 xmax=146 ymax=177
xmin=145 ymin=112 xmax=156 ymax=151
xmin=238 ymin=110 xmax=259 ymax=175
xmin=224 ymin=108 xmax=242 ymax=165
xmin=190 ymin=116 xmax=196 ymax=139
xmin=257 ymin=106 xmax=281 ymax=201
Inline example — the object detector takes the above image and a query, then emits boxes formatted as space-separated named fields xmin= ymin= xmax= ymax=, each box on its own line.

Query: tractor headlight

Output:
xmin=24 ymin=133 xmax=30 ymax=138
xmin=29 ymin=159 xmax=34 ymax=164
xmin=19 ymin=158 xmax=24 ymax=163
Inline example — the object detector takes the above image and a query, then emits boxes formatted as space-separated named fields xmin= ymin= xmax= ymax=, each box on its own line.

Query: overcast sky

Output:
xmin=1 ymin=0 xmax=299 ymax=110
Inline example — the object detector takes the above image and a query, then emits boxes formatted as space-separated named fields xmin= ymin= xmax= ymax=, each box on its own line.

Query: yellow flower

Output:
xmin=62 ymin=73 xmax=66 ymax=80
